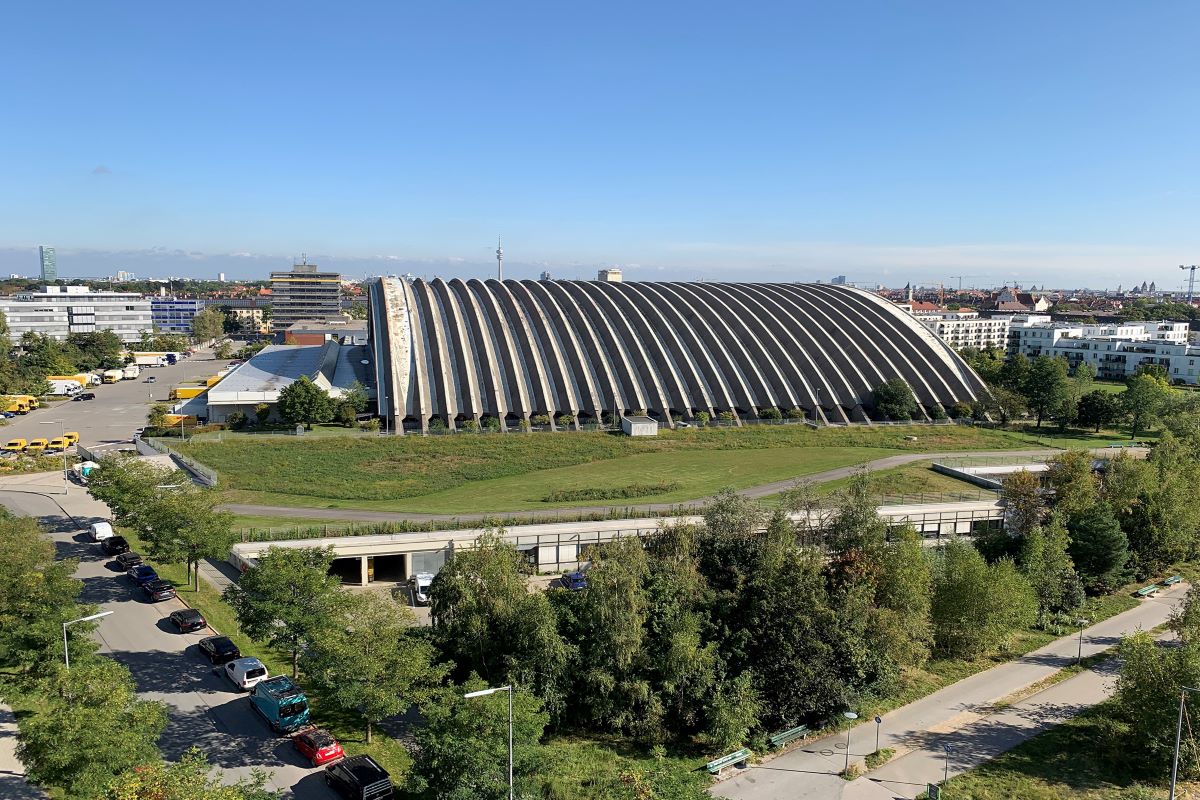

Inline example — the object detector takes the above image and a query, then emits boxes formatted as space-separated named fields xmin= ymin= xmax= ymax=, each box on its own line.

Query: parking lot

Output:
xmin=0 ymin=348 xmax=232 ymax=450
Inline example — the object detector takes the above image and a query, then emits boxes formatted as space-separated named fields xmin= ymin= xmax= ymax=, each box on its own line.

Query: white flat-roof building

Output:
xmin=914 ymin=310 xmax=1010 ymax=350
xmin=0 ymin=285 xmax=152 ymax=343
xmin=1003 ymin=317 xmax=1197 ymax=382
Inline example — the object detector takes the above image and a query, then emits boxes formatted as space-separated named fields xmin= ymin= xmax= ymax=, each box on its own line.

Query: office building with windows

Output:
xmin=0 ymin=285 xmax=152 ymax=343
xmin=269 ymin=262 xmax=342 ymax=329
xmin=39 ymin=246 xmax=57 ymax=282
xmin=151 ymin=297 xmax=206 ymax=335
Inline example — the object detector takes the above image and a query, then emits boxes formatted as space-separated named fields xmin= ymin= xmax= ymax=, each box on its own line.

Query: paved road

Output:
xmin=0 ymin=703 xmax=45 ymax=799
xmin=711 ymin=583 xmax=1185 ymax=800
xmin=0 ymin=347 xmax=232 ymax=451
xmin=0 ymin=486 xmax=329 ymax=799
xmin=220 ymin=448 xmax=1080 ymax=524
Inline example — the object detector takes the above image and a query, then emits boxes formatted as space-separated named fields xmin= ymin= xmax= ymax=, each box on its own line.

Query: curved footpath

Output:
xmin=711 ymin=581 xmax=1186 ymax=800
xmin=220 ymin=447 xmax=1129 ymax=524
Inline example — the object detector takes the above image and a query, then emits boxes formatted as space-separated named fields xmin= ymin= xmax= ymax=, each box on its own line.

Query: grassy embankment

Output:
xmin=183 ymin=424 xmax=1062 ymax=517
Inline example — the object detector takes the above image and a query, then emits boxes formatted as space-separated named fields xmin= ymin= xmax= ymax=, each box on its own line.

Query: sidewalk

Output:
xmin=711 ymin=584 xmax=1186 ymax=800
xmin=0 ymin=704 xmax=47 ymax=799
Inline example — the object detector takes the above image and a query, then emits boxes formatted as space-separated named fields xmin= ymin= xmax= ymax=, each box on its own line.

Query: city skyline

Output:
xmin=1 ymin=2 xmax=1198 ymax=287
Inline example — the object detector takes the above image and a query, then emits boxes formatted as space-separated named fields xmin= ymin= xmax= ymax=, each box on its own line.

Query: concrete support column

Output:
xmin=360 ymin=556 xmax=370 ymax=586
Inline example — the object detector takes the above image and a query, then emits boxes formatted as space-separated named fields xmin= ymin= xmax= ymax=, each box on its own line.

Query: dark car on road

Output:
xmin=101 ymin=535 xmax=130 ymax=556
xmin=72 ymin=392 xmax=96 ymax=401
xmin=127 ymin=564 xmax=159 ymax=586
xmin=169 ymin=609 xmax=206 ymax=633
xmin=563 ymin=570 xmax=588 ymax=591
xmin=141 ymin=579 xmax=176 ymax=602
xmin=197 ymin=635 xmax=241 ymax=665
xmin=114 ymin=551 xmax=143 ymax=570
xmin=324 ymin=755 xmax=393 ymax=800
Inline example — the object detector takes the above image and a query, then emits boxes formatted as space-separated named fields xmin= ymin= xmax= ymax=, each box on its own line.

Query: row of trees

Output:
xmin=0 ymin=506 xmax=274 ymax=799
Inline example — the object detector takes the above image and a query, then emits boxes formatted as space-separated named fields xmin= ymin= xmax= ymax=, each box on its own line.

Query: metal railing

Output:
xmin=142 ymin=437 xmax=220 ymax=486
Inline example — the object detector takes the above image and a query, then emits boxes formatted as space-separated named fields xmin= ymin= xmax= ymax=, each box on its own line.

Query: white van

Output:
xmin=408 ymin=573 xmax=435 ymax=606
xmin=89 ymin=521 xmax=115 ymax=542
xmin=223 ymin=657 xmax=269 ymax=691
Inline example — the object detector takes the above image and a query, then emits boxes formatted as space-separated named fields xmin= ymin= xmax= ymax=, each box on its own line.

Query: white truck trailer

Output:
xmin=122 ymin=364 xmax=140 ymax=380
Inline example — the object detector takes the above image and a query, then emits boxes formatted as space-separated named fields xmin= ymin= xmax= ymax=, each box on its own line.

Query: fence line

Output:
xmin=142 ymin=437 xmax=220 ymax=486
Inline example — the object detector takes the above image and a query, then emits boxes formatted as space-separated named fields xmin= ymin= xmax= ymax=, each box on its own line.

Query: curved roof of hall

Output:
xmin=367 ymin=278 xmax=988 ymax=425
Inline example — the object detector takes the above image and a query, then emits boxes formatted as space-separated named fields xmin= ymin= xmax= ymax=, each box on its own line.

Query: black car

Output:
xmin=169 ymin=609 xmax=206 ymax=633
xmin=141 ymin=579 xmax=176 ymax=602
xmin=114 ymin=551 xmax=143 ymax=570
xmin=198 ymin=635 xmax=241 ymax=664
xmin=101 ymin=535 xmax=130 ymax=556
xmin=72 ymin=392 xmax=96 ymax=401
xmin=324 ymin=755 xmax=393 ymax=800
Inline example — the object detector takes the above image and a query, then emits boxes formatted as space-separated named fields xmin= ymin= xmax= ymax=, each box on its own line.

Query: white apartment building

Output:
xmin=914 ymin=311 xmax=1010 ymax=350
xmin=0 ymin=285 xmax=153 ymax=343
xmin=1004 ymin=317 xmax=1197 ymax=382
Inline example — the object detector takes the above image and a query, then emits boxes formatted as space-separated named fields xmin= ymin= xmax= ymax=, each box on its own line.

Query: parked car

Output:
xmin=250 ymin=676 xmax=310 ymax=733
xmin=145 ymin=376 xmax=156 ymax=383
xmin=127 ymin=564 xmax=159 ymax=586
xmin=324 ymin=755 xmax=393 ymax=800
xmin=101 ymin=535 xmax=130 ymax=556
xmin=293 ymin=727 xmax=345 ymax=766
xmin=114 ymin=551 xmax=144 ymax=570
xmin=407 ymin=573 xmax=434 ymax=605
xmin=132 ymin=427 xmax=146 ymax=438
xmin=72 ymin=392 xmax=96 ymax=401
xmin=141 ymin=579 xmax=176 ymax=602
xmin=197 ymin=635 xmax=241 ymax=665
xmin=563 ymin=570 xmax=588 ymax=591
xmin=223 ymin=657 xmax=269 ymax=691
xmin=90 ymin=521 xmax=115 ymax=542
xmin=168 ymin=609 xmax=206 ymax=633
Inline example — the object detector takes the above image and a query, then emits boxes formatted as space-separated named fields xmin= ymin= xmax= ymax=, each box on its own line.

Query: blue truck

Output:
xmin=249 ymin=675 xmax=310 ymax=733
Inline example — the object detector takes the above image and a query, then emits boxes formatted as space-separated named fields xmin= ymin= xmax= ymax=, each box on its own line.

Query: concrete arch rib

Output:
xmin=399 ymin=279 xmax=435 ymax=427
xmin=505 ymin=281 xmax=582 ymax=416
xmin=534 ymin=283 xmax=623 ymax=415
xmin=526 ymin=282 xmax=604 ymax=416
xmin=450 ymin=279 xmax=508 ymax=418
xmin=434 ymin=279 xmax=484 ymax=419
xmin=652 ymin=282 xmax=758 ymax=411
xmin=469 ymin=280 xmax=531 ymax=419
xmin=583 ymin=281 xmax=688 ymax=416
xmin=489 ymin=281 xmax=557 ymax=418
xmin=683 ymin=283 xmax=788 ymax=410
xmin=410 ymin=280 xmax=459 ymax=424
xmin=737 ymin=282 xmax=865 ymax=410
xmin=626 ymin=283 xmax=729 ymax=412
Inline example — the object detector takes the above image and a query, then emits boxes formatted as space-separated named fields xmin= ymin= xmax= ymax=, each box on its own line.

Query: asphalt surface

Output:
xmin=0 ymin=348 xmax=232 ymax=451
xmin=710 ymin=583 xmax=1186 ymax=800
xmin=0 ymin=487 xmax=331 ymax=799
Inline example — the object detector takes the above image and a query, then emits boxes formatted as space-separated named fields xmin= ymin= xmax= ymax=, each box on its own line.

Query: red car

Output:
xmin=292 ymin=727 xmax=344 ymax=767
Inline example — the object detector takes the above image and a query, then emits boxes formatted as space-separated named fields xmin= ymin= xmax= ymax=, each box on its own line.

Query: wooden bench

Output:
xmin=706 ymin=748 xmax=752 ymax=775
xmin=1164 ymin=575 xmax=1183 ymax=586
xmin=1135 ymin=585 xmax=1161 ymax=598
xmin=768 ymin=724 xmax=810 ymax=749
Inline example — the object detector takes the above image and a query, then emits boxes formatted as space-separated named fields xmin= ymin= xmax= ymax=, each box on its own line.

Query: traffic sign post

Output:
xmin=874 ymin=715 xmax=882 ymax=753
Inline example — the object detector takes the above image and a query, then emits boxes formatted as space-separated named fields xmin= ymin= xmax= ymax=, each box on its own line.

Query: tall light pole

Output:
xmin=1171 ymin=686 xmax=1200 ymax=799
xmin=63 ymin=611 xmax=112 ymax=668
xmin=464 ymin=685 xmax=513 ymax=800
xmin=842 ymin=711 xmax=858 ymax=773
xmin=39 ymin=419 xmax=67 ymax=494
xmin=1075 ymin=618 xmax=1090 ymax=665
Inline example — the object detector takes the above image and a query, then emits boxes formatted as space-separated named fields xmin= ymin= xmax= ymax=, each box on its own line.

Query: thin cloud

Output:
xmin=91 ymin=165 xmax=111 ymax=175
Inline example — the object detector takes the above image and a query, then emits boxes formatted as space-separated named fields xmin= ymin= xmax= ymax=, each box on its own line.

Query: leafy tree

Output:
xmin=1044 ymin=450 xmax=1098 ymax=518
xmin=213 ymin=340 xmax=234 ymax=360
xmin=17 ymin=659 xmax=167 ymax=798
xmin=1123 ymin=372 xmax=1169 ymax=438
xmin=87 ymin=457 xmax=189 ymax=530
xmin=987 ymin=386 xmax=1027 ymax=425
xmin=1052 ymin=362 xmax=1094 ymax=431
xmin=1119 ymin=432 xmax=1200 ymax=570
xmin=1112 ymin=632 xmax=1200 ymax=780
xmin=407 ymin=678 xmax=548 ymax=800
xmin=190 ymin=307 xmax=227 ymax=343
xmin=276 ymin=376 xmax=333 ymax=429
xmin=930 ymin=540 xmax=1037 ymax=658
xmin=1022 ymin=355 xmax=1069 ymax=428
xmin=347 ymin=301 xmax=369 ymax=319
xmin=1067 ymin=504 xmax=1130 ymax=593
xmin=1000 ymin=469 xmax=1045 ymax=540
xmin=106 ymin=747 xmax=281 ymax=800
xmin=1170 ymin=587 xmax=1200 ymax=645
xmin=875 ymin=527 xmax=934 ymax=667
xmin=254 ymin=402 xmax=272 ymax=425
xmin=706 ymin=671 xmax=760 ymax=751
xmin=304 ymin=591 xmax=445 ymax=743
xmin=136 ymin=485 xmax=235 ymax=590
xmin=0 ymin=513 xmax=90 ymax=671
xmin=997 ymin=353 xmax=1032 ymax=392
xmin=1020 ymin=517 xmax=1084 ymax=622
xmin=872 ymin=378 xmax=918 ymax=420
xmin=1077 ymin=389 xmax=1123 ymax=432
xmin=224 ymin=546 xmax=345 ymax=678
xmin=147 ymin=403 xmax=169 ymax=429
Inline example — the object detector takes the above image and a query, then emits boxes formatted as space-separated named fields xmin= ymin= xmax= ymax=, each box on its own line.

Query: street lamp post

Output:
xmin=63 ymin=611 xmax=112 ymax=668
xmin=39 ymin=419 xmax=67 ymax=494
xmin=943 ymin=745 xmax=952 ymax=784
xmin=842 ymin=711 xmax=858 ymax=773
xmin=1171 ymin=686 xmax=1200 ymax=799
xmin=464 ymin=685 xmax=513 ymax=800
xmin=1075 ymin=618 xmax=1090 ymax=665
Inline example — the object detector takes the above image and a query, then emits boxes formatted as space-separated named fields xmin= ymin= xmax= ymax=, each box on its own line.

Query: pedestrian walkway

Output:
xmin=0 ymin=704 xmax=47 ymax=799
xmin=711 ymin=584 xmax=1186 ymax=800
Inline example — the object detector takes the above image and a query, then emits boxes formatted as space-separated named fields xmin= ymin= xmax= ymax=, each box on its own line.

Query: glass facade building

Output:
xmin=39 ymin=246 xmax=56 ymax=282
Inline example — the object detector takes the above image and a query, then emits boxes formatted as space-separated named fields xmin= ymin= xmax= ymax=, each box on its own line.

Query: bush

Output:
xmin=758 ymin=407 xmax=783 ymax=421
xmin=530 ymin=413 xmax=551 ymax=426
xmin=556 ymin=414 xmax=575 ymax=428
xmin=460 ymin=419 xmax=480 ymax=432
xmin=359 ymin=418 xmax=381 ymax=432
xmin=873 ymin=378 xmax=917 ymax=420
xmin=542 ymin=482 xmax=681 ymax=503
xmin=949 ymin=401 xmax=974 ymax=419
xmin=928 ymin=403 xmax=947 ymax=421
xmin=718 ymin=410 xmax=736 ymax=423
xmin=227 ymin=411 xmax=247 ymax=430
xmin=785 ymin=407 xmax=806 ymax=419
xmin=482 ymin=416 xmax=501 ymax=431
xmin=429 ymin=417 xmax=446 ymax=431
xmin=695 ymin=411 xmax=711 ymax=426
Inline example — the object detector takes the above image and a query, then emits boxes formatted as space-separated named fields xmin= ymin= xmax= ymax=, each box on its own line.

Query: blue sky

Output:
xmin=1 ymin=1 xmax=1197 ymax=288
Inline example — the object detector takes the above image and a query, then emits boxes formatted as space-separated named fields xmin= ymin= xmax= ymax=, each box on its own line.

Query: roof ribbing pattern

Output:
xmin=368 ymin=278 xmax=987 ymax=431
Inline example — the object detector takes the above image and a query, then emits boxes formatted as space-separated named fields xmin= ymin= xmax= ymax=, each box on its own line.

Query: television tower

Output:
xmin=496 ymin=235 xmax=504 ymax=282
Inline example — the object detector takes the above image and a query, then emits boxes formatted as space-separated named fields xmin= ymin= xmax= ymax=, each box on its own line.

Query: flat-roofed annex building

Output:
xmin=368 ymin=278 xmax=989 ymax=432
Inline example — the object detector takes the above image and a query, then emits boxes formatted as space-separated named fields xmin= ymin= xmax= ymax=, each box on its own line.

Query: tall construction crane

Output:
xmin=948 ymin=275 xmax=982 ymax=291
xmin=1181 ymin=264 xmax=1198 ymax=303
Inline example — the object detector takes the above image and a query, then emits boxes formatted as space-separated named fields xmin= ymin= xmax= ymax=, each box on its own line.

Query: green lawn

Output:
xmin=810 ymin=460 xmax=989 ymax=500
xmin=183 ymin=423 xmax=1053 ymax=511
